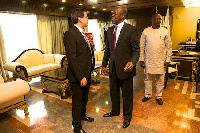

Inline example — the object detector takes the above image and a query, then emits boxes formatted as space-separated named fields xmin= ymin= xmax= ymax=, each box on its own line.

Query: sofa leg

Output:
xmin=13 ymin=74 xmax=17 ymax=81
xmin=24 ymin=102 xmax=29 ymax=117
xmin=25 ymin=77 xmax=32 ymax=82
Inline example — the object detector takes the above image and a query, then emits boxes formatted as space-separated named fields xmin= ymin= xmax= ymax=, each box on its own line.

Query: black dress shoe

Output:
xmin=81 ymin=116 xmax=94 ymax=122
xmin=123 ymin=120 xmax=130 ymax=128
xmin=156 ymin=98 xmax=163 ymax=105
xmin=142 ymin=97 xmax=151 ymax=102
xmin=73 ymin=128 xmax=86 ymax=133
xmin=103 ymin=111 xmax=119 ymax=117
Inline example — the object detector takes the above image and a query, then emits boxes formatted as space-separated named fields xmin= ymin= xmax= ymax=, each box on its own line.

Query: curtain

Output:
xmin=126 ymin=19 xmax=136 ymax=26
xmin=0 ymin=25 xmax=7 ymax=80
xmin=37 ymin=15 xmax=69 ymax=54
xmin=97 ymin=20 xmax=113 ymax=50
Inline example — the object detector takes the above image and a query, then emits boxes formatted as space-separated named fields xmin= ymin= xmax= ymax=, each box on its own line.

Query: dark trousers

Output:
xmin=110 ymin=65 xmax=133 ymax=120
xmin=71 ymin=77 xmax=90 ymax=129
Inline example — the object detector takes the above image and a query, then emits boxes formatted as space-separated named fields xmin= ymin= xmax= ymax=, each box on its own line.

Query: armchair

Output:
xmin=164 ymin=62 xmax=179 ymax=89
xmin=93 ymin=51 xmax=104 ymax=83
xmin=3 ymin=49 xmax=67 ymax=82
xmin=0 ymin=76 xmax=30 ymax=116
xmin=192 ymin=61 xmax=200 ymax=92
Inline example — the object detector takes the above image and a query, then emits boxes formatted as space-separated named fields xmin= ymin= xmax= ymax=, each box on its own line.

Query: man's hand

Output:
xmin=164 ymin=62 xmax=169 ymax=70
xmin=101 ymin=67 xmax=107 ymax=76
xmin=124 ymin=62 xmax=133 ymax=72
xmin=140 ymin=61 xmax=145 ymax=69
xmin=80 ymin=77 xmax=87 ymax=86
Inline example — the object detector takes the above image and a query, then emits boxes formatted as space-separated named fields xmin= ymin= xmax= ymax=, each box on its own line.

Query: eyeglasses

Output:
xmin=112 ymin=12 xmax=117 ymax=16
xmin=83 ymin=16 xmax=88 ymax=18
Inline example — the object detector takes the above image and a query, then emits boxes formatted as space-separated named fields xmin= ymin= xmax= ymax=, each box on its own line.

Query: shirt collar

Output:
xmin=74 ymin=24 xmax=84 ymax=33
xmin=116 ymin=21 xmax=125 ymax=29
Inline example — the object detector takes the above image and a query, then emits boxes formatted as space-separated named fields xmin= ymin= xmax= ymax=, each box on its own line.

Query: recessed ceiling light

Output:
xmin=62 ymin=0 xmax=66 ymax=2
xmin=60 ymin=7 xmax=65 ymax=10
xmin=21 ymin=0 xmax=27 ymax=4
xmin=43 ymin=3 xmax=48 ymax=8
xmin=103 ymin=8 xmax=106 ymax=11
xmin=79 ymin=3 xmax=83 ymax=6
xmin=92 ymin=6 xmax=96 ymax=8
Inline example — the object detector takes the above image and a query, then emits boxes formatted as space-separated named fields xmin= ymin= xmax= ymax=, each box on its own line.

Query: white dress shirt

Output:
xmin=114 ymin=21 xmax=125 ymax=45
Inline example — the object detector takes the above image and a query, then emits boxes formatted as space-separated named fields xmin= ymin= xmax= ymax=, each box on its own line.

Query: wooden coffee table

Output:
xmin=40 ymin=67 xmax=70 ymax=99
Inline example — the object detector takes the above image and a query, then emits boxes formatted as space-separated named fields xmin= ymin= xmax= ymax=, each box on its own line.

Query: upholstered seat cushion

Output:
xmin=26 ymin=64 xmax=60 ymax=76
xmin=0 ymin=75 xmax=4 ymax=84
xmin=0 ymin=80 xmax=30 ymax=105
xmin=95 ymin=61 xmax=102 ymax=66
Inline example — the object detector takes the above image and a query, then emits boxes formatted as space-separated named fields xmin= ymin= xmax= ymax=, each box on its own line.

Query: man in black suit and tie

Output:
xmin=63 ymin=8 xmax=95 ymax=133
xmin=102 ymin=6 xmax=140 ymax=128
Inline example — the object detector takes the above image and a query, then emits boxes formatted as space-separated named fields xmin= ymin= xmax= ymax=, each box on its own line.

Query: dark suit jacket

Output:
xmin=102 ymin=23 xmax=140 ymax=79
xmin=63 ymin=25 xmax=94 ymax=82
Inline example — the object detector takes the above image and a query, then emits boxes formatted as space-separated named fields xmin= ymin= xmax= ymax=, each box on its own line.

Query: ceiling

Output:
xmin=40 ymin=0 xmax=184 ymax=12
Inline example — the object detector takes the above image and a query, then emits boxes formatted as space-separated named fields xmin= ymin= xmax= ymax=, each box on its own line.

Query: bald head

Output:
xmin=115 ymin=6 xmax=127 ymax=17
xmin=111 ymin=6 xmax=127 ymax=24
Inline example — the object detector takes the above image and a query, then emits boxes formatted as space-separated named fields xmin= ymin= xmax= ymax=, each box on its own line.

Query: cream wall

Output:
xmin=172 ymin=7 xmax=200 ymax=50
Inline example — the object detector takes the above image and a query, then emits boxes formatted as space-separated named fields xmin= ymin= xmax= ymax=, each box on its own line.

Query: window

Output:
xmin=88 ymin=19 xmax=101 ymax=51
xmin=0 ymin=13 xmax=39 ymax=62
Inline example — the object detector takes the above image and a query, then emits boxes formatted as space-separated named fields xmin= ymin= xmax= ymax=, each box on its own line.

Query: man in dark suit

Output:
xmin=63 ymin=8 xmax=95 ymax=133
xmin=101 ymin=6 xmax=140 ymax=128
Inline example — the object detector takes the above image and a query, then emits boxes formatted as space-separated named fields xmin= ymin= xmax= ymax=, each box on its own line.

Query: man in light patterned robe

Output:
xmin=139 ymin=13 xmax=172 ymax=105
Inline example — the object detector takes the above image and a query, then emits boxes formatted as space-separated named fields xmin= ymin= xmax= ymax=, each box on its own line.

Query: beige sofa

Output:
xmin=0 ymin=75 xmax=30 ymax=116
xmin=4 ymin=49 xmax=67 ymax=82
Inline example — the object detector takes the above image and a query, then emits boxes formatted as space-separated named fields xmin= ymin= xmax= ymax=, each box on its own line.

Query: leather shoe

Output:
xmin=142 ymin=97 xmax=151 ymax=102
xmin=156 ymin=98 xmax=163 ymax=105
xmin=123 ymin=120 xmax=130 ymax=128
xmin=81 ymin=116 xmax=94 ymax=122
xmin=103 ymin=111 xmax=119 ymax=117
xmin=73 ymin=128 xmax=86 ymax=133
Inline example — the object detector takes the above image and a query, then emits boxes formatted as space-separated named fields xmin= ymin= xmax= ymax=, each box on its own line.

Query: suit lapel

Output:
xmin=109 ymin=26 xmax=115 ymax=51
xmin=73 ymin=26 xmax=92 ymax=52
xmin=116 ymin=23 xmax=128 ymax=48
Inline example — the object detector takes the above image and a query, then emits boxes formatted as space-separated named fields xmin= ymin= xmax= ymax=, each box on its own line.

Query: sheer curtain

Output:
xmin=37 ymin=15 xmax=69 ymax=54
xmin=126 ymin=19 xmax=136 ymax=26
xmin=88 ymin=19 xmax=102 ymax=51
xmin=0 ymin=13 xmax=39 ymax=62
xmin=97 ymin=20 xmax=113 ymax=50
xmin=0 ymin=25 xmax=7 ymax=80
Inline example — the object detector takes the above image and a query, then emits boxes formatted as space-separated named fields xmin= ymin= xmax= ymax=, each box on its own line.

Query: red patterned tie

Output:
xmin=83 ymin=32 xmax=91 ymax=51
xmin=113 ymin=26 xmax=118 ymax=61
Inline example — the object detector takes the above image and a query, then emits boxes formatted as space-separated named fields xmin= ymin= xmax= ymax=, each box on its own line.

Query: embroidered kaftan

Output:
xmin=140 ymin=26 xmax=172 ymax=74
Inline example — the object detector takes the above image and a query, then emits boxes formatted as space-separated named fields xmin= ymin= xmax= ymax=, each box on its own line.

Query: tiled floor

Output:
xmin=0 ymin=65 xmax=200 ymax=133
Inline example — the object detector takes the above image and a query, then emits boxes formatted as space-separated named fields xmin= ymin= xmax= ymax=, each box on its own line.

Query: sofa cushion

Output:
xmin=44 ymin=54 xmax=55 ymax=64
xmin=0 ymin=76 xmax=4 ymax=84
xmin=95 ymin=61 xmax=102 ymax=67
xmin=22 ymin=50 xmax=44 ymax=67
xmin=0 ymin=80 xmax=30 ymax=105
xmin=26 ymin=64 xmax=60 ymax=76
xmin=96 ymin=51 xmax=104 ymax=61
xmin=16 ymin=56 xmax=29 ymax=68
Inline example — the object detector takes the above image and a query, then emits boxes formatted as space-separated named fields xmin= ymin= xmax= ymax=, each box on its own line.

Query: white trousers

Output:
xmin=144 ymin=73 xmax=165 ymax=99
